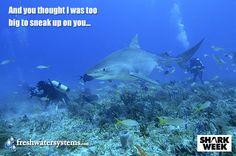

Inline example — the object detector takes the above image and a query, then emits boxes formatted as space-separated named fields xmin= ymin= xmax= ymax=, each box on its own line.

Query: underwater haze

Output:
xmin=0 ymin=0 xmax=235 ymax=90
xmin=0 ymin=0 xmax=236 ymax=155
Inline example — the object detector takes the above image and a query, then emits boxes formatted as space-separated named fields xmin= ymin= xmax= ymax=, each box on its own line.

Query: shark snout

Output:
xmin=86 ymin=69 xmax=115 ymax=80
xmin=87 ymin=73 xmax=107 ymax=80
xmin=86 ymin=72 xmax=103 ymax=78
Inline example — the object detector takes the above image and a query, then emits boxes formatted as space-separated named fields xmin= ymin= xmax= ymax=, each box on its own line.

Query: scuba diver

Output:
xmin=188 ymin=58 xmax=205 ymax=84
xmin=29 ymin=80 xmax=70 ymax=107
xmin=225 ymin=51 xmax=236 ymax=65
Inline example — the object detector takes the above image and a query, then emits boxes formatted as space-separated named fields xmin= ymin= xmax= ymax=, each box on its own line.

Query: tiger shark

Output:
xmin=82 ymin=35 xmax=204 ymax=84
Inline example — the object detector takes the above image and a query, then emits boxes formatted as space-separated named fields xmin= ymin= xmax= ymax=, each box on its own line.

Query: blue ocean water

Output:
xmin=0 ymin=0 xmax=236 ymax=155
xmin=0 ymin=0 xmax=235 ymax=93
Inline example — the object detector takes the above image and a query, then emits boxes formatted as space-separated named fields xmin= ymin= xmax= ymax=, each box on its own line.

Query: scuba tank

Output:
xmin=50 ymin=80 xmax=70 ymax=93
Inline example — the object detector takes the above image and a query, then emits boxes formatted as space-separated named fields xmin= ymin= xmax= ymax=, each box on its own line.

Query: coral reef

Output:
xmin=119 ymin=130 xmax=130 ymax=149
xmin=1 ymin=80 xmax=236 ymax=155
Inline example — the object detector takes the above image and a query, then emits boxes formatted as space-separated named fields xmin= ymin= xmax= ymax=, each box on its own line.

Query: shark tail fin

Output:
xmin=177 ymin=38 xmax=204 ymax=69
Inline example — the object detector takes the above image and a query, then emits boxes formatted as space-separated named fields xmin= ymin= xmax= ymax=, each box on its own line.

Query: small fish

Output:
xmin=36 ymin=65 xmax=49 ymax=69
xmin=212 ymin=54 xmax=225 ymax=64
xmin=167 ymin=118 xmax=186 ymax=127
xmin=157 ymin=116 xmax=170 ymax=127
xmin=79 ymin=82 xmax=85 ymax=86
xmin=204 ymin=81 xmax=210 ymax=84
xmin=134 ymin=144 xmax=148 ymax=156
xmin=157 ymin=116 xmax=186 ymax=128
xmin=195 ymin=101 xmax=211 ymax=112
xmin=1 ymin=59 xmax=12 ymax=65
xmin=211 ymin=45 xmax=224 ymax=52
xmin=225 ymin=53 xmax=233 ymax=59
xmin=184 ymin=71 xmax=188 ymax=74
xmin=212 ymin=75 xmax=219 ymax=80
xmin=116 ymin=118 xmax=139 ymax=127
xmin=203 ymin=53 xmax=209 ymax=58
xmin=95 ymin=88 xmax=103 ymax=91
xmin=191 ymin=82 xmax=196 ymax=86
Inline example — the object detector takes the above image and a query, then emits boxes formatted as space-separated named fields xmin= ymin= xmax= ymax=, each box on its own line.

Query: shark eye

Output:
xmin=103 ymin=68 xmax=106 ymax=71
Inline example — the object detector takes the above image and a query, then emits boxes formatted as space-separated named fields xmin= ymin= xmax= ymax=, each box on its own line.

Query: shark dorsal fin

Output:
xmin=129 ymin=34 xmax=140 ymax=49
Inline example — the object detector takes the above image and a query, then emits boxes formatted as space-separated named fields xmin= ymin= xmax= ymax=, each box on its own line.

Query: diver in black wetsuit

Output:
xmin=29 ymin=80 xmax=70 ymax=106
xmin=188 ymin=58 xmax=205 ymax=84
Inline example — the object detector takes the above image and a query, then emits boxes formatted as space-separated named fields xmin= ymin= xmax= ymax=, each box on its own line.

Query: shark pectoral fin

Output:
xmin=129 ymin=72 xmax=159 ymax=85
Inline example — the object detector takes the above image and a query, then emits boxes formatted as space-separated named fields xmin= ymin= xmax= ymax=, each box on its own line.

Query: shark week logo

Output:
xmin=197 ymin=135 xmax=232 ymax=152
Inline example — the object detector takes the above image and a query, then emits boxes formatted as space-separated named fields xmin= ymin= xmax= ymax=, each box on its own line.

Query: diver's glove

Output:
xmin=80 ymin=74 xmax=94 ymax=82
xmin=28 ymin=87 xmax=41 ymax=98
xmin=29 ymin=87 xmax=36 ymax=98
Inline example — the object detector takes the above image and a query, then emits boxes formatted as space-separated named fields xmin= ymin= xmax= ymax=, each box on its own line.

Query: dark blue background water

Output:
xmin=0 ymin=0 xmax=236 ymax=96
